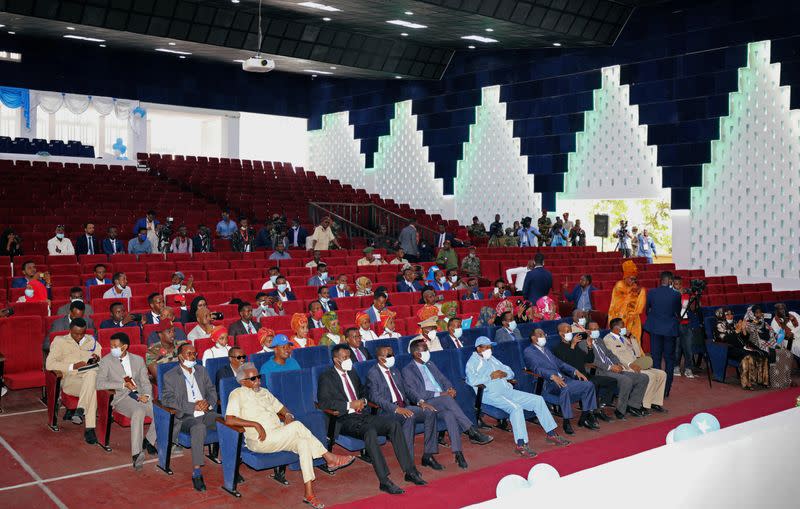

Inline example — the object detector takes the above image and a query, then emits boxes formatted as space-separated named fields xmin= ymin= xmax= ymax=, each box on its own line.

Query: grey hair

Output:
xmin=236 ymin=362 xmax=257 ymax=382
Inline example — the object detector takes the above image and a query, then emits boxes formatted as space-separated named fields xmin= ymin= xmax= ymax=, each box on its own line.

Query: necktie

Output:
xmin=452 ymin=336 xmax=463 ymax=349
xmin=354 ymin=348 xmax=365 ymax=362
xmin=245 ymin=322 xmax=254 ymax=334
xmin=341 ymin=373 xmax=360 ymax=412
xmin=422 ymin=364 xmax=442 ymax=392
xmin=88 ymin=236 xmax=93 ymax=255
xmin=594 ymin=342 xmax=610 ymax=365
xmin=385 ymin=369 xmax=405 ymax=407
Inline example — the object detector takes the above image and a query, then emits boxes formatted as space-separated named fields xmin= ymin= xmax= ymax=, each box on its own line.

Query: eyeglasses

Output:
xmin=245 ymin=375 xmax=261 ymax=382
xmin=230 ymin=355 xmax=247 ymax=360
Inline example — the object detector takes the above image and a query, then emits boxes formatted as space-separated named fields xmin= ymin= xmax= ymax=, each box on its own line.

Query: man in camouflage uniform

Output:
xmin=145 ymin=320 xmax=186 ymax=380
xmin=503 ymin=227 xmax=519 ymax=247
xmin=467 ymin=216 xmax=488 ymax=239
xmin=371 ymin=224 xmax=396 ymax=252
xmin=537 ymin=210 xmax=553 ymax=247
xmin=461 ymin=246 xmax=482 ymax=277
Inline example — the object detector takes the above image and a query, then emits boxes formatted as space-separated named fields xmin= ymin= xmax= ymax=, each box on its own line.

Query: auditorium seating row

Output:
xmin=0 ymin=136 xmax=94 ymax=158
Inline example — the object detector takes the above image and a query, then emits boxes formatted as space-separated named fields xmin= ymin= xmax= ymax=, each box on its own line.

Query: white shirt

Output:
xmin=240 ymin=320 xmax=258 ymax=334
xmin=325 ymin=334 xmax=341 ymax=344
xmin=380 ymin=329 xmax=402 ymax=339
xmin=506 ymin=266 xmax=530 ymax=291
xmin=449 ymin=333 xmax=463 ymax=349
xmin=293 ymin=336 xmax=308 ymax=348
xmin=203 ymin=344 xmax=231 ymax=366
xmin=181 ymin=368 xmax=205 ymax=417
xmin=360 ymin=328 xmax=379 ymax=342
xmin=94 ymin=278 xmax=106 ymax=285
xmin=120 ymin=353 xmax=133 ymax=378
xmin=380 ymin=367 xmax=400 ymax=403
xmin=163 ymin=285 xmax=195 ymax=297
xmin=276 ymin=292 xmax=290 ymax=302
xmin=187 ymin=325 xmax=212 ymax=343
xmin=103 ymin=286 xmax=132 ymax=299
xmin=261 ymin=280 xmax=292 ymax=291
xmin=150 ymin=312 xmax=160 ymax=324
xmin=336 ymin=367 xmax=357 ymax=414
xmin=47 ymin=236 xmax=75 ymax=256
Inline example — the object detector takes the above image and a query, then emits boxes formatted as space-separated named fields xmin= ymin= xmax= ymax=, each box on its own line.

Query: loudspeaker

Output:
xmin=594 ymin=214 xmax=609 ymax=237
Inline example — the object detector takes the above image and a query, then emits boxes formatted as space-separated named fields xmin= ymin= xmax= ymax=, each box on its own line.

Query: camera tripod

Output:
xmin=681 ymin=291 xmax=713 ymax=388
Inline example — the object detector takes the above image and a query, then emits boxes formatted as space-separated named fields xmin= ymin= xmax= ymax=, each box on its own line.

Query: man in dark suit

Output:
xmin=317 ymin=344 xmax=426 ymax=494
xmin=287 ymin=219 xmax=308 ymax=248
xmin=643 ymin=271 xmax=682 ymax=396
xmin=366 ymin=345 xmax=441 ymax=470
xmin=214 ymin=345 xmax=246 ymax=392
xmin=397 ymin=268 xmax=423 ymax=292
xmin=307 ymin=263 xmax=330 ymax=287
xmin=75 ymin=222 xmax=101 ymax=256
xmin=227 ymin=302 xmax=261 ymax=337
xmin=344 ymin=327 xmax=372 ymax=362
xmin=144 ymin=293 xmax=165 ymax=324
xmin=317 ymin=286 xmax=338 ymax=312
xmin=99 ymin=302 xmax=139 ymax=329
xmin=521 ymin=253 xmax=552 ymax=303
xmin=102 ymin=227 xmax=125 ymax=255
xmin=160 ymin=343 xmax=220 ymax=492
xmin=440 ymin=317 xmax=467 ymax=350
xmin=462 ymin=279 xmax=484 ymax=301
xmin=434 ymin=224 xmax=454 ymax=249
xmin=329 ymin=274 xmax=352 ymax=299
xmin=267 ymin=276 xmax=297 ymax=301
xmin=402 ymin=339 xmax=492 ymax=469
xmin=47 ymin=301 xmax=95 ymax=350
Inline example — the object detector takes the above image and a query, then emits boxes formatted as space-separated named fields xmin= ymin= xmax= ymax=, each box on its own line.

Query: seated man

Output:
xmin=96 ymin=332 xmax=158 ymax=469
xmin=259 ymin=335 xmax=301 ymax=388
xmin=103 ymin=272 xmax=132 ymax=299
xmin=56 ymin=287 xmax=95 ymax=317
xmin=48 ymin=300 xmax=96 ymax=349
xmin=228 ymin=301 xmax=262 ymax=337
xmin=128 ymin=227 xmax=152 ymax=255
xmin=430 ymin=269 xmax=451 ymax=291
xmin=102 ymin=227 xmax=125 ymax=255
xmin=144 ymin=293 xmax=166 ymax=324
xmin=494 ymin=311 xmax=522 ymax=343
xmin=160 ymin=343 xmax=220 ymax=491
xmin=45 ymin=318 xmax=99 ymax=444
xmin=414 ymin=316 xmax=443 ymax=352
xmin=268 ymin=243 xmax=292 ymax=261
xmin=364 ymin=292 xmax=388 ymax=324
xmin=267 ymin=276 xmax=297 ymax=302
xmin=602 ymin=318 xmax=667 ymax=413
xmin=12 ymin=260 xmax=51 ymax=301
xmin=318 ymin=286 xmax=338 ymax=312
xmin=225 ymin=363 xmax=354 ymax=508
xmin=440 ymin=316 xmax=466 ymax=350
xmin=344 ymin=327 xmax=372 ymax=362
xmin=570 ymin=309 xmax=590 ymax=334
xmin=358 ymin=246 xmax=386 ymax=266
xmin=146 ymin=307 xmax=189 ymax=345
xmin=317 ymin=344 xmax=426 ymax=494
xmin=215 ymin=345 xmax=246 ymax=392
xmin=163 ymin=271 xmax=195 ymax=297
xmin=85 ymin=263 xmax=111 ymax=291
xmin=397 ymin=268 xmax=423 ymax=292
xmin=100 ymin=302 xmax=138 ymax=329
xmin=253 ymin=292 xmax=284 ymax=319
xmin=329 ymin=274 xmax=352 ymax=298
xmin=523 ymin=326 xmax=599 ymax=435
xmin=304 ymin=251 xmax=323 ymax=268
xmin=462 ymin=278 xmax=484 ymax=301
xmin=366 ymin=345 xmax=441 ymax=470
xmin=403 ymin=339 xmax=493 ymax=469
xmin=491 ymin=279 xmax=512 ymax=299
xmin=466 ymin=337 xmax=569 ymax=457
xmin=307 ymin=263 xmax=330 ymax=287
xmin=308 ymin=300 xmax=326 ymax=329
xmin=461 ymin=246 xmax=481 ymax=278
xmin=260 ymin=266 xmax=289 ymax=291
xmin=146 ymin=320 xmax=187 ymax=379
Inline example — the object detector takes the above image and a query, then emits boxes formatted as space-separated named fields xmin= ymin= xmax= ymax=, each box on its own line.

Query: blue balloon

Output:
xmin=691 ymin=413 xmax=720 ymax=434
xmin=673 ymin=423 xmax=703 ymax=442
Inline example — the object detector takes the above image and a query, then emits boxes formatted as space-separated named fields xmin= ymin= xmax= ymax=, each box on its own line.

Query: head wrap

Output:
xmin=478 ymin=306 xmax=496 ymax=326
xmin=355 ymin=312 xmax=371 ymax=327
xmin=355 ymin=276 xmax=372 ymax=292
xmin=379 ymin=309 xmax=396 ymax=322
xmin=535 ymin=296 xmax=560 ymax=319
xmin=495 ymin=299 xmax=514 ymax=317
xmin=210 ymin=326 xmax=228 ymax=342
xmin=290 ymin=313 xmax=308 ymax=335
xmin=441 ymin=301 xmax=458 ymax=319
xmin=416 ymin=304 xmax=440 ymax=323
xmin=321 ymin=311 xmax=338 ymax=330
xmin=257 ymin=327 xmax=275 ymax=346
xmin=622 ymin=260 xmax=638 ymax=278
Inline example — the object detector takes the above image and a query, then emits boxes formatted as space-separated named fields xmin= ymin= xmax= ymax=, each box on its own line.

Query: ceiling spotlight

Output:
xmin=231 ymin=0 xmax=240 ymax=3
xmin=63 ymin=34 xmax=106 ymax=42
xmin=552 ymin=42 xmax=562 ymax=47
xmin=329 ymin=66 xmax=336 ymax=69
xmin=468 ymin=45 xmax=475 ymax=49
xmin=99 ymin=44 xmax=106 ymax=47
xmin=66 ymin=26 xmax=76 ymax=31
xmin=303 ymin=69 xmax=333 ymax=75
xmin=400 ymin=32 xmax=408 ymax=36
xmin=155 ymin=48 xmax=192 ymax=55
xmin=0 ymin=25 xmax=4 ymax=28
xmin=461 ymin=35 xmax=498 ymax=43
xmin=179 ymin=55 xmax=186 ymax=59
xmin=395 ymin=75 xmax=402 ymax=79
xmin=485 ymin=28 xmax=494 ymax=32
xmin=297 ymin=2 xmax=341 ymax=11
xmin=8 ymin=31 xmax=15 ymax=35
xmin=323 ymin=17 xmax=331 ymax=21
xmin=386 ymin=20 xmax=427 ymax=29
xmin=404 ymin=11 xmax=413 ymax=15
xmin=168 ymin=42 xmax=176 ymax=46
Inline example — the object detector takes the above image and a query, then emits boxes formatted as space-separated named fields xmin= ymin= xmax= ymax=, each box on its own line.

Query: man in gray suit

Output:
xmin=366 ymin=345 xmax=441 ymax=470
xmin=401 ymin=339 xmax=492 ymax=469
xmin=587 ymin=321 xmax=648 ymax=419
xmin=46 ymin=301 xmax=95 ymax=350
xmin=96 ymin=332 xmax=157 ymax=470
xmin=160 ymin=343 xmax=220 ymax=492
xmin=227 ymin=301 xmax=261 ymax=338
xmin=397 ymin=218 xmax=420 ymax=262
xmin=55 ymin=287 xmax=94 ymax=316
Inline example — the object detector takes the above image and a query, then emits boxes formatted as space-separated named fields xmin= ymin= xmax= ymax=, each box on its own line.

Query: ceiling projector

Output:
xmin=242 ymin=56 xmax=275 ymax=73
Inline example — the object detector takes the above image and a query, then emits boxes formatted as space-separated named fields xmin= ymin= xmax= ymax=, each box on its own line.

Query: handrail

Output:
xmin=307 ymin=203 xmax=378 ymax=242
xmin=308 ymin=202 xmax=440 ymax=245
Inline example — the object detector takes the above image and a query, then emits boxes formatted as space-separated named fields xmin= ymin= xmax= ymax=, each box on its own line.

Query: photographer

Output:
xmin=517 ymin=217 xmax=541 ymax=247
xmin=614 ymin=220 xmax=632 ymax=258
xmin=488 ymin=214 xmax=504 ymax=247
xmin=231 ymin=218 xmax=256 ymax=253
xmin=169 ymin=224 xmax=192 ymax=254
xmin=672 ymin=277 xmax=701 ymax=378
xmin=193 ymin=224 xmax=213 ymax=253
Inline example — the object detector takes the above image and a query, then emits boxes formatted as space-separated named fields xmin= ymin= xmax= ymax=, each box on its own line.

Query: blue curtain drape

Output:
xmin=0 ymin=86 xmax=31 ymax=129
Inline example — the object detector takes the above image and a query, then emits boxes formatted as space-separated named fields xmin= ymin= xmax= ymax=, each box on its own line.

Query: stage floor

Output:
xmin=0 ymin=371 xmax=796 ymax=509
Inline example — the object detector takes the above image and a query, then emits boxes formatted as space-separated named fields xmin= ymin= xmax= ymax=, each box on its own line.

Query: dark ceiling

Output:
xmin=0 ymin=0 xmax=662 ymax=79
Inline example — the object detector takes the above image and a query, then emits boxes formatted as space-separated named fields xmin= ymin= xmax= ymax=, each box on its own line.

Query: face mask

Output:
xmin=508 ymin=320 xmax=517 ymax=331
xmin=111 ymin=347 xmax=123 ymax=358
xmin=450 ymin=275 xmax=458 ymax=283
xmin=480 ymin=349 xmax=492 ymax=360
xmin=320 ymin=297 xmax=329 ymax=303
xmin=138 ymin=234 xmax=146 ymax=241
xmin=564 ymin=332 xmax=573 ymax=341
xmin=216 ymin=341 xmax=227 ymax=349
xmin=338 ymin=284 xmax=346 ymax=291
xmin=24 ymin=288 xmax=35 ymax=298
xmin=578 ymin=318 xmax=586 ymax=326
xmin=590 ymin=330 xmax=600 ymax=339
xmin=419 ymin=350 xmax=431 ymax=363
xmin=384 ymin=292 xmax=389 ymax=299
xmin=384 ymin=356 xmax=396 ymax=368
xmin=116 ymin=284 xmax=125 ymax=290
xmin=172 ymin=284 xmax=181 ymax=290
xmin=726 ymin=319 xmax=734 ymax=324
xmin=277 ymin=284 xmax=288 ymax=292
xmin=320 ymin=272 xmax=328 ymax=280
xmin=454 ymin=328 xmax=463 ymax=339
xmin=71 ymin=297 xmax=83 ymax=303
xmin=619 ymin=328 xmax=628 ymax=336
xmin=270 ymin=275 xmax=278 ymax=284
xmin=469 ymin=253 xmax=475 ymax=258
xmin=426 ymin=329 xmax=437 ymax=341
xmin=56 ymin=233 xmax=64 ymax=240
xmin=536 ymin=337 xmax=547 ymax=348
xmin=259 ymin=302 xmax=268 ymax=309
xmin=312 ymin=310 xmax=324 ymax=320
xmin=182 ymin=359 xmax=196 ymax=369
xmin=340 ymin=358 xmax=353 ymax=372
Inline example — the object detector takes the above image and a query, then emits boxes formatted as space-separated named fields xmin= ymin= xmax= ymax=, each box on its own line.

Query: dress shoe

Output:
xmin=545 ymin=433 xmax=571 ymax=446
xmin=142 ymin=439 xmax=158 ymax=455
xmin=132 ymin=452 xmax=145 ymax=471
xmin=562 ymin=420 xmax=575 ymax=435
xmin=466 ymin=427 xmax=493 ymax=445
xmin=437 ymin=431 xmax=450 ymax=448
xmin=594 ymin=410 xmax=611 ymax=422
xmin=192 ymin=475 xmax=207 ymax=492
xmin=84 ymin=428 xmax=97 ymax=445
xmin=614 ymin=409 xmax=627 ymax=420
xmin=71 ymin=408 xmax=85 ymax=425
xmin=404 ymin=470 xmax=427 ymax=486
xmin=454 ymin=452 xmax=468 ymax=469
xmin=63 ymin=409 xmax=75 ymax=421
xmin=651 ymin=404 xmax=667 ymax=413
xmin=579 ymin=417 xmax=600 ymax=431
xmin=421 ymin=454 xmax=444 ymax=471
xmin=514 ymin=444 xmax=538 ymax=458
xmin=379 ymin=480 xmax=404 ymax=495
xmin=627 ymin=407 xmax=644 ymax=417
xmin=639 ymin=408 xmax=651 ymax=416
xmin=235 ymin=473 xmax=246 ymax=484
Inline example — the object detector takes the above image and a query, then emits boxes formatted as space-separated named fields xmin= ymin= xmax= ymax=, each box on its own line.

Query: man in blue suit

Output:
xmin=521 ymin=253 xmax=552 ymax=304
xmin=643 ymin=271 xmax=682 ymax=396
xmin=132 ymin=210 xmax=158 ymax=236
xmin=461 ymin=279 xmax=484 ymax=301
xmin=563 ymin=274 xmax=597 ymax=312
xmin=366 ymin=345 xmax=441 ymax=470
xmin=317 ymin=286 xmax=338 ymax=312
xmin=364 ymin=293 xmax=387 ymax=324
xmin=397 ymin=268 xmax=423 ymax=292
xmin=402 ymin=339 xmax=493 ymax=469
xmin=287 ymin=219 xmax=308 ymax=248
xmin=307 ymin=263 xmax=329 ymax=287
xmin=329 ymin=274 xmax=352 ymax=299
xmin=102 ymin=227 xmax=125 ymax=255
xmin=523 ymin=325 xmax=599 ymax=435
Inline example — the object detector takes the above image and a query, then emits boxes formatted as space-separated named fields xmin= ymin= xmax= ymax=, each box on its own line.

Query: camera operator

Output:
xmin=517 ymin=216 xmax=541 ymax=247
xmin=231 ymin=218 xmax=256 ymax=253
xmin=157 ymin=217 xmax=175 ymax=254
xmin=615 ymin=220 xmax=632 ymax=258
xmin=488 ymin=214 xmax=504 ymax=247
xmin=672 ymin=276 xmax=701 ymax=378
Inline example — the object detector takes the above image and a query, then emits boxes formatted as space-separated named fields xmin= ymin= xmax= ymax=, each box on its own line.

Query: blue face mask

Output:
xmin=139 ymin=234 xmax=147 ymax=241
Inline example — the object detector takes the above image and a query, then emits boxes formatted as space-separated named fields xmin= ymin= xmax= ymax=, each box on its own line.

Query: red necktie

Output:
xmin=453 ymin=336 xmax=463 ymax=349
xmin=342 ymin=373 xmax=361 ymax=413
xmin=354 ymin=348 xmax=365 ymax=362
xmin=385 ymin=369 xmax=405 ymax=407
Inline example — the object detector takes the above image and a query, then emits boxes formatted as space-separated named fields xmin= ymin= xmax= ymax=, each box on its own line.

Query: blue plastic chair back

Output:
xmin=292 ymin=345 xmax=332 ymax=368
xmin=218 ymin=376 xmax=240 ymax=416
xmin=156 ymin=361 xmax=178 ymax=391
xmin=249 ymin=351 xmax=274 ymax=371
xmin=205 ymin=356 xmax=230 ymax=390
xmin=354 ymin=359 xmax=377 ymax=385
xmin=364 ymin=338 xmax=399 ymax=358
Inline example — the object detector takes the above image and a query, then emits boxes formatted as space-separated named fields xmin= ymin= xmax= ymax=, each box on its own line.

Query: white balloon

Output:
xmin=527 ymin=463 xmax=560 ymax=486
xmin=495 ymin=474 xmax=529 ymax=498
xmin=666 ymin=429 xmax=675 ymax=445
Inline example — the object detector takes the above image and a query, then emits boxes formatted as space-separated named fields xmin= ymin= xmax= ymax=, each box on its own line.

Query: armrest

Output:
xmin=48 ymin=370 xmax=65 ymax=379
xmin=523 ymin=368 xmax=543 ymax=379
xmin=153 ymin=400 xmax=177 ymax=414
xmin=508 ymin=379 xmax=518 ymax=385
xmin=217 ymin=417 xmax=245 ymax=434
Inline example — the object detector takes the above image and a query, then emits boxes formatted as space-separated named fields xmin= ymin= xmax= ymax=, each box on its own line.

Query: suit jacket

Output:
xmin=523 ymin=344 xmax=579 ymax=381
xmin=430 ymin=281 xmax=451 ymax=291
xmin=398 ymin=225 xmax=419 ymax=256
xmin=401 ymin=360 xmax=454 ymax=403
xmin=96 ymin=352 xmax=152 ymax=407
xmin=56 ymin=302 xmax=95 ymax=317
xmin=329 ymin=286 xmax=351 ymax=299
xmin=215 ymin=364 xmax=236 ymax=391
xmin=564 ymin=284 xmax=598 ymax=309
xmin=644 ymin=286 xmax=681 ymax=336
xmin=86 ymin=278 xmax=112 ymax=291
xmin=349 ymin=345 xmax=372 ymax=362
xmin=161 ymin=364 xmax=217 ymax=420
xmin=49 ymin=315 xmax=96 ymax=336
xmin=99 ymin=319 xmax=138 ymax=329
xmin=75 ymin=234 xmax=102 ymax=256
xmin=592 ymin=335 xmax=623 ymax=371
xmin=521 ymin=267 xmax=553 ymax=303
xmin=231 ymin=229 xmax=256 ymax=253
xmin=102 ymin=238 xmax=125 ymax=255
xmin=228 ymin=319 xmax=261 ymax=337
xmin=144 ymin=311 xmax=163 ymax=325
xmin=601 ymin=333 xmax=638 ymax=370
xmin=307 ymin=275 xmax=328 ymax=287
xmin=397 ymin=280 xmax=423 ymax=293
xmin=287 ymin=227 xmax=308 ymax=248
xmin=267 ymin=290 xmax=297 ymax=301
xmin=495 ymin=327 xmax=523 ymax=343
xmin=440 ymin=334 xmax=468 ymax=350
xmin=365 ymin=307 xmax=382 ymax=324
xmin=462 ymin=290 xmax=485 ymax=301
xmin=317 ymin=367 xmax=366 ymax=416
xmin=434 ymin=232 xmax=454 ymax=248
xmin=320 ymin=299 xmax=338 ymax=313
xmin=366 ymin=364 xmax=411 ymax=413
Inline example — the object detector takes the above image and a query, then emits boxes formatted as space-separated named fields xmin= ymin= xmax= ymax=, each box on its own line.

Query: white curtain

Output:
xmin=30 ymin=91 xmax=140 ymax=119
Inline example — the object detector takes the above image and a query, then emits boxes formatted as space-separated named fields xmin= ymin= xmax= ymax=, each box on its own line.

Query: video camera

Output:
xmin=158 ymin=217 xmax=174 ymax=253
xmin=689 ymin=279 xmax=707 ymax=295
xmin=521 ymin=217 xmax=533 ymax=228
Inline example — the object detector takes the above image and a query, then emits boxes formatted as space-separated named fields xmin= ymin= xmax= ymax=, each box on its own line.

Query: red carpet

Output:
xmin=333 ymin=387 xmax=800 ymax=509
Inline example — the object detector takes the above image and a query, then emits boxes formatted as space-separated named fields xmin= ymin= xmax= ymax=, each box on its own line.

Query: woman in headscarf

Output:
xmin=319 ymin=311 xmax=342 ymax=346
xmin=257 ymin=328 xmax=275 ymax=353
xmin=478 ymin=306 xmax=496 ymax=327
xmin=202 ymin=326 xmax=230 ymax=366
xmin=356 ymin=312 xmax=379 ymax=342
xmin=744 ymin=305 xmax=792 ymax=388
xmin=608 ymin=260 xmax=646 ymax=349
xmin=531 ymin=295 xmax=560 ymax=321
xmin=437 ymin=301 xmax=459 ymax=331
xmin=771 ymin=303 xmax=800 ymax=360
xmin=290 ymin=313 xmax=315 ymax=349
xmin=187 ymin=295 xmax=208 ymax=323
xmin=712 ymin=307 xmax=768 ymax=390
xmin=419 ymin=287 xmax=443 ymax=313
xmin=354 ymin=276 xmax=373 ymax=297
xmin=378 ymin=309 xmax=401 ymax=338
xmin=187 ymin=307 xmax=215 ymax=342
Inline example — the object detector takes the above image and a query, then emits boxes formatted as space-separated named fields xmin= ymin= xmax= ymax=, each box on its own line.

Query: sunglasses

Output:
xmin=245 ymin=375 xmax=261 ymax=382
xmin=230 ymin=355 xmax=247 ymax=360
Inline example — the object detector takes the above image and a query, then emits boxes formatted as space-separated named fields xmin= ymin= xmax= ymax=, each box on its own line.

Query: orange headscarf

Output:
xmin=290 ymin=313 xmax=308 ymax=335
xmin=416 ymin=304 xmax=440 ymax=323
xmin=622 ymin=260 xmax=638 ymax=278
xmin=210 ymin=326 xmax=228 ymax=342
xmin=379 ymin=309 xmax=396 ymax=321
xmin=257 ymin=328 xmax=275 ymax=347
xmin=356 ymin=312 xmax=371 ymax=327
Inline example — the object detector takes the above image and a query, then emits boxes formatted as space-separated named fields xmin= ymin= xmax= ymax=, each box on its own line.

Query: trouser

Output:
xmin=589 ymin=375 xmax=618 ymax=408
xmin=597 ymin=369 xmax=647 ymax=411
xmin=338 ymin=413 xmax=414 ymax=484
xmin=247 ymin=421 xmax=327 ymax=483
xmin=482 ymin=389 xmax=556 ymax=444
xmin=427 ymin=395 xmax=472 ymax=452
xmin=650 ymin=334 xmax=676 ymax=394
xmin=179 ymin=411 xmax=220 ymax=467
xmin=640 ymin=369 xmax=667 ymax=408
xmin=619 ymin=248 xmax=630 ymax=258
xmin=543 ymin=379 xmax=597 ymax=419
xmin=62 ymin=369 xmax=97 ymax=428
xmin=675 ymin=325 xmax=695 ymax=371
xmin=388 ymin=405 xmax=437 ymax=458
xmin=113 ymin=396 xmax=156 ymax=456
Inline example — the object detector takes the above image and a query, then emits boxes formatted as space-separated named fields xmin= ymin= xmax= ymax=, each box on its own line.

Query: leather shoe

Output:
xmin=614 ymin=409 xmax=627 ymax=420
xmin=84 ymin=428 xmax=97 ymax=445
xmin=466 ymin=427 xmax=493 ymax=445
xmin=454 ymin=452 xmax=468 ymax=469
xmin=142 ymin=439 xmax=157 ymax=455
xmin=595 ymin=410 xmax=611 ymax=422
xmin=579 ymin=417 xmax=600 ymax=431
xmin=562 ymin=420 xmax=575 ymax=435
xmin=627 ymin=407 xmax=644 ymax=417
xmin=63 ymin=409 xmax=75 ymax=421
xmin=651 ymin=404 xmax=667 ymax=413
xmin=71 ymin=408 xmax=85 ymax=425
xmin=379 ymin=481 xmax=404 ymax=495
xmin=404 ymin=470 xmax=427 ymax=486
xmin=132 ymin=452 xmax=144 ymax=471
xmin=192 ymin=475 xmax=206 ymax=492
xmin=421 ymin=454 xmax=444 ymax=470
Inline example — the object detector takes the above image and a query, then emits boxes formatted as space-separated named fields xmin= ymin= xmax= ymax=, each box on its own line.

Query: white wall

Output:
xmin=307 ymin=111 xmax=367 ymax=189
xmin=239 ymin=111 xmax=308 ymax=167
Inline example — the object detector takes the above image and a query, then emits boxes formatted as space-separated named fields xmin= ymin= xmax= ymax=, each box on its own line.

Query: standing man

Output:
xmin=287 ymin=218 xmax=308 ymax=248
xmin=309 ymin=216 xmax=340 ymax=251
xmin=231 ymin=218 xmax=255 ymax=253
xmin=672 ymin=276 xmax=698 ymax=379
xmin=521 ymin=253 xmax=552 ymax=304
xmin=76 ymin=222 xmax=101 ymax=256
xmin=132 ymin=210 xmax=159 ymax=249
xmin=216 ymin=210 xmax=237 ymax=240
xmin=537 ymin=210 xmax=552 ymax=247
xmin=398 ymin=218 xmax=420 ymax=263
xmin=644 ymin=271 xmax=681 ymax=397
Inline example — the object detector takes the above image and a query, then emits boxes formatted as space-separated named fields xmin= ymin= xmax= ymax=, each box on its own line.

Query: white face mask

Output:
xmin=536 ymin=337 xmax=547 ymax=348
xmin=182 ymin=359 xmax=196 ymax=369
xmin=578 ymin=318 xmax=586 ymax=326
xmin=111 ymin=347 xmax=123 ymax=358
xmin=508 ymin=320 xmax=517 ymax=331
xmin=619 ymin=328 xmax=628 ymax=336
xmin=259 ymin=302 xmax=268 ymax=309
xmin=56 ymin=233 xmax=65 ymax=240
xmin=426 ymin=329 xmax=437 ymax=341
xmin=320 ymin=272 xmax=328 ymax=280
xmin=450 ymin=275 xmax=458 ymax=283
xmin=270 ymin=275 xmax=278 ymax=284
xmin=383 ymin=356 xmax=396 ymax=369
xmin=438 ymin=277 xmax=446 ymax=284
xmin=480 ymin=349 xmax=492 ymax=360
xmin=453 ymin=328 xmax=463 ymax=339
xmin=116 ymin=284 xmax=125 ymax=290
xmin=216 ymin=342 xmax=226 ymax=349
xmin=726 ymin=319 xmax=734 ymax=324
xmin=590 ymin=330 xmax=600 ymax=339
xmin=71 ymin=297 xmax=83 ymax=303
xmin=338 ymin=283 xmax=347 ymax=291
xmin=277 ymin=284 xmax=288 ymax=292
xmin=419 ymin=350 xmax=431 ymax=363
xmin=469 ymin=253 xmax=475 ymax=258
xmin=172 ymin=284 xmax=181 ymax=290
xmin=564 ymin=332 xmax=573 ymax=341
xmin=340 ymin=358 xmax=353 ymax=372
xmin=24 ymin=288 xmax=34 ymax=298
